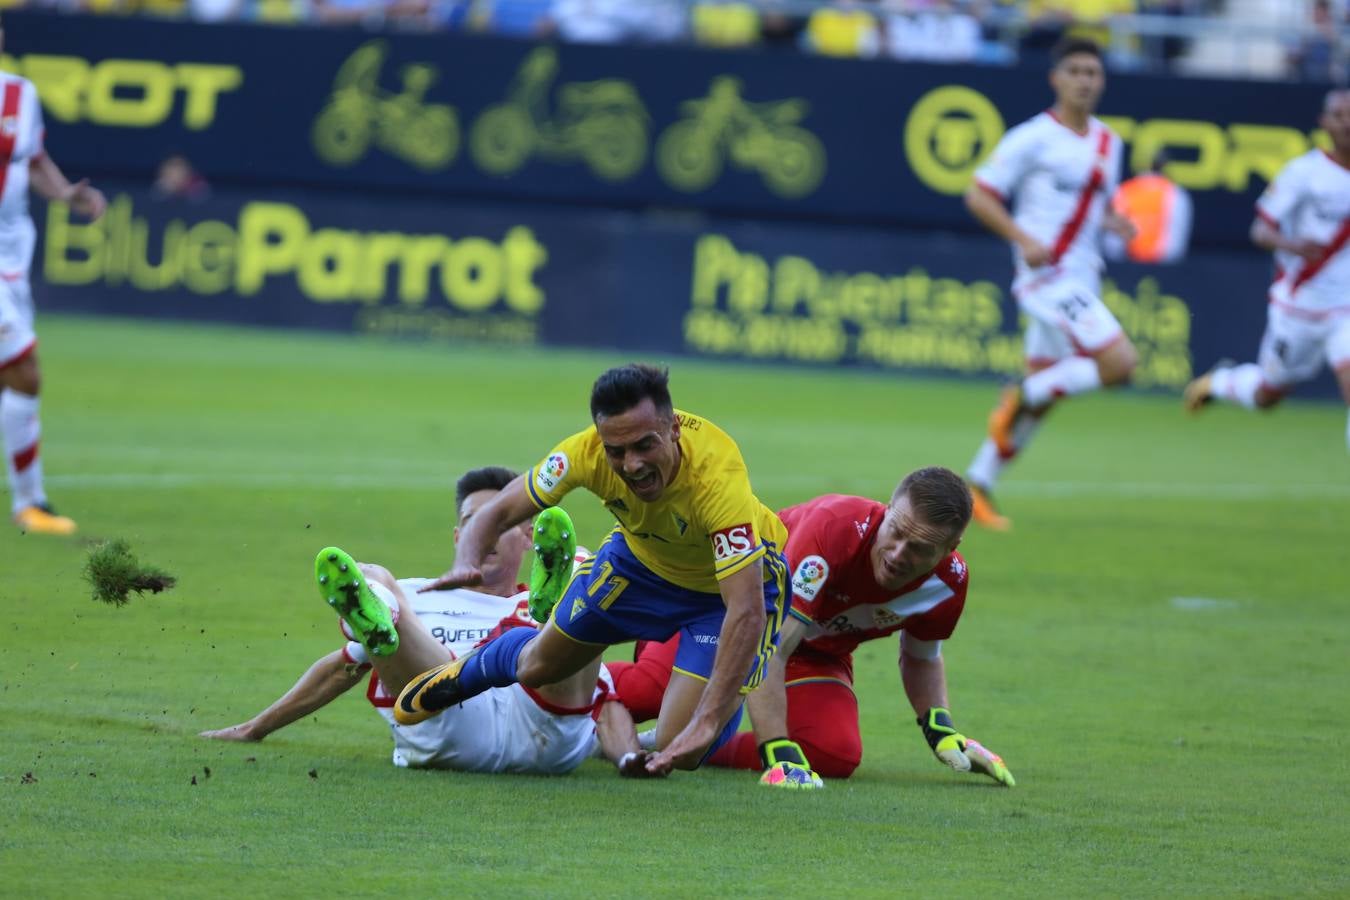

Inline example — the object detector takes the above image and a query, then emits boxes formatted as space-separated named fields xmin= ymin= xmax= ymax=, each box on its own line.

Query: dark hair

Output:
xmin=892 ymin=467 xmax=973 ymax=537
xmin=1051 ymin=37 xmax=1103 ymax=67
xmin=455 ymin=466 xmax=517 ymax=517
xmin=590 ymin=363 xmax=673 ymax=421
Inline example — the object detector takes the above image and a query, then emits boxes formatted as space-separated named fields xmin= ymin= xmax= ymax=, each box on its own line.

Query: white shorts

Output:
xmin=1258 ymin=305 xmax=1350 ymax=388
xmin=1015 ymin=271 xmax=1124 ymax=364
xmin=0 ymin=276 xmax=35 ymax=368
xmin=378 ymin=683 xmax=598 ymax=774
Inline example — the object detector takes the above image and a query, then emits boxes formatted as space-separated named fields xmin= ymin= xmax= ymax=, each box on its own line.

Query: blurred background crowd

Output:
xmin=6 ymin=0 xmax=1348 ymax=83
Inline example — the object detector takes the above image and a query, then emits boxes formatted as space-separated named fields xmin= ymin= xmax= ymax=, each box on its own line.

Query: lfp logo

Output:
xmin=791 ymin=555 xmax=829 ymax=602
xmin=535 ymin=452 xmax=569 ymax=492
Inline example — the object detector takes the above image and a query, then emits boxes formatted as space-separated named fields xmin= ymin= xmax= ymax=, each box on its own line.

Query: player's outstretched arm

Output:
xmin=30 ymin=154 xmax=107 ymax=220
xmin=902 ymin=647 xmax=1014 ymax=787
xmin=596 ymin=696 xmax=666 ymax=778
xmin=646 ymin=563 xmax=766 ymax=773
xmin=743 ymin=616 xmax=823 ymax=788
xmin=964 ymin=183 xmax=1051 ymax=267
xmin=421 ymin=473 xmax=539 ymax=592
xmin=200 ymin=650 xmax=364 ymax=742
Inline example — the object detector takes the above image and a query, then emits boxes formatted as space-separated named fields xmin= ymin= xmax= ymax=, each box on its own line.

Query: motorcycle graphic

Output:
xmin=657 ymin=76 xmax=825 ymax=198
xmin=312 ymin=40 xmax=459 ymax=171
xmin=470 ymin=47 xmax=648 ymax=181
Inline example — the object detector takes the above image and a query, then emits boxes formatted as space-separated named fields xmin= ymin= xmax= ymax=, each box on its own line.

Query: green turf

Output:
xmin=2 ymin=315 xmax=1347 ymax=897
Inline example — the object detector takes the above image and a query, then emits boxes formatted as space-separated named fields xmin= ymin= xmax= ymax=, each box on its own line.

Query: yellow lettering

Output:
xmin=87 ymin=60 xmax=175 ymax=128
xmin=173 ymin=63 xmax=244 ymax=130
xmin=22 ymin=55 xmax=89 ymax=124
xmin=181 ymin=220 xmax=236 ymax=294
xmin=501 ymin=227 xmax=548 ymax=314
xmin=42 ymin=202 xmax=104 ymax=285
xmin=442 ymin=237 xmax=503 ymax=311
xmin=298 ymin=228 xmax=362 ymax=301
xmin=236 ymin=202 xmax=310 ymax=295
xmin=397 ymin=236 xmax=450 ymax=306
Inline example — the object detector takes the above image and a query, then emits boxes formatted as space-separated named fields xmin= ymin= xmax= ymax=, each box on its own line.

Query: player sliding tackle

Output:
xmin=396 ymin=363 xmax=820 ymax=785
xmin=202 ymin=465 xmax=652 ymax=775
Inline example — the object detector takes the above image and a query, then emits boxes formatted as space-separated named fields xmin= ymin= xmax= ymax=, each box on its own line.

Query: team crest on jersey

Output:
xmin=854 ymin=517 xmax=870 ymax=539
xmin=950 ymin=557 xmax=967 ymax=581
xmin=711 ymin=523 xmax=755 ymax=561
xmin=873 ymin=607 xmax=903 ymax=628
xmin=536 ymin=452 xmax=569 ymax=492
xmin=791 ymin=555 xmax=829 ymax=602
xmin=1 ymin=117 xmax=16 ymax=138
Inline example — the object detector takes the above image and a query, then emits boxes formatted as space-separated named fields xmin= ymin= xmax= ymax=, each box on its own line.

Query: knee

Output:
xmin=1098 ymin=345 xmax=1138 ymax=386
xmin=2 ymin=356 xmax=40 ymax=395
xmin=1254 ymin=388 xmax=1284 ymax=410
xmin=359 ymin=563 xmax=397 ymax=591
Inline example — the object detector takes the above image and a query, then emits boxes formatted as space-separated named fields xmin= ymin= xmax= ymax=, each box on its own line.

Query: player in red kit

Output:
xmin=615 ymin=468 xmax=1014 ymax=785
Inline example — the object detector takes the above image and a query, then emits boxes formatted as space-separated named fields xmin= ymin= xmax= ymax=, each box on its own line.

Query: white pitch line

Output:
xmin=42 ymin=472 xmax=1350 ymax=500
xmin=1170 ymin=596 xmax=1243 ymax=611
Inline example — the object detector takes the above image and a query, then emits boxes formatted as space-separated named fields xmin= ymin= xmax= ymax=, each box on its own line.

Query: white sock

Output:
xmin=1022 ymin=357 xmax=1102 ymax=408
xmin=637 ymin=728 xmax=658 ymax=750
xmin=1 ymin=390 xmax=45 ymax=514
xmin=338 ymin=580 xmax=401 ymax=643
xmin=1208 ymin=363 xmax=1262 ymax=411
xmin=967 ymin=413 xmax=1046 ymax=491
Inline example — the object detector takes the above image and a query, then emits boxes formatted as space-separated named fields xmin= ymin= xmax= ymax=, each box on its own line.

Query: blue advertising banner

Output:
xmin=5 ymin=11 xmax=1330 ymax=247
xmin=33 ymin=181 xmax=1337 ymax=399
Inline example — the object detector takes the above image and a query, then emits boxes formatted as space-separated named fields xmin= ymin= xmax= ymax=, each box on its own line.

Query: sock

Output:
xmin=1022 ymin=357 xmax=1102 ymax=408
xmin=344 ymin=640 xmax=371 ymax=666
xmin=1 ymin=390 xmax=44 ymax=514
xmin=456 ymin=625 xmax=536 ymax=696
xmin=966 ymin=413 xmax=1046 ymax=490
xmin=637 ymin=728 xmax=658 ymax=751
xmin=1209 ymin=363 xmax=1262 ymax=410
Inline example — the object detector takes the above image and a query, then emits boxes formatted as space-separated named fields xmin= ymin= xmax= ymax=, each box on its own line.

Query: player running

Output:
xmin=1183 ymin=88 xmax=1350 ymax=449
xmin=962 ymin=38 xmax=1138 ymax=530
xmin=202 ymin=466 xmax=652 ymax=776
xmin=395 ymin=364 xmax=812 ymax=782
xmin=0 ymin=16 xmax=107 ymax=534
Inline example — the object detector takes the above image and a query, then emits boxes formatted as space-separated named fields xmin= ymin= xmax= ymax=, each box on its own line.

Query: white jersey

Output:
xmin=349 ymin=579 xmax=608 ymax=774
xmin=0 ymin=73 xmax=44 ymax=277
xmin=1257 ymin=149 xmax=1350 ymax=316
xmin=973 ymin=111 xmax=1123 ymax=292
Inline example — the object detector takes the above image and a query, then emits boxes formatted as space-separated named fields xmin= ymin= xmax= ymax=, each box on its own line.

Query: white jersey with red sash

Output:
xmin=1258 ymin=149 xmax=1350 ymax=317
xmin=0 ymin=72 xmax=44 ymax=279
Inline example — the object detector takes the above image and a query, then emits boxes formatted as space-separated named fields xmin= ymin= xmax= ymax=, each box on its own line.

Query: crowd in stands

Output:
xmin=5 ymin=0 xmax=1345 ymax=82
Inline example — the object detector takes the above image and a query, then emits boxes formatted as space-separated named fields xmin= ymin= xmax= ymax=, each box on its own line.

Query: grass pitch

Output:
xmin=3 ymin=315 xmax=1348 ymax=897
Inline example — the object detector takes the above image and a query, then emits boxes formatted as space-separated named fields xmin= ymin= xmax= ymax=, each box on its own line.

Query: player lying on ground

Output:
xmin=609 ymin=468 xmax=1014 ymax=786
xmin=395 ymin=364 xmax=816 ymax=783
xmin=1184 ymin=88 xmax=1350 ymax=450
xmin=201 ymin=466 xmax=651 ymax=776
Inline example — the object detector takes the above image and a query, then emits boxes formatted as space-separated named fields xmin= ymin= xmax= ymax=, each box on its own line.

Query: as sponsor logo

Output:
xmin=535 ymin=452 xmax=568 ymax=492
xmin=790 ymin=555 xmax=829 ymax=602
xmin=711 ymin=522 xmax=755 ymax=561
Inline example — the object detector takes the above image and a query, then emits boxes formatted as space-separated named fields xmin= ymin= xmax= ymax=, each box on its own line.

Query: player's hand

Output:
xmin=645 ymin=717 xmax=719 ymax=775
xmin=1017 ymin=236 xmax=1054 ymax=268
xmin=199 ymin=723 xmax=261 ymax=742
xmin=917 ymin=707 xmax=1015 ymax=787
xmin=1285 ymin=238 xmax=1326 ymax=262
xmin=1104 ymin=210 xmax=1138 ymax=242
xmin=616 ymin=750 xmax=667 ymax=778
xmin=418 ymin=564 xmax=483 ymax=593
xmin=67 ymin=179 xmax=107 ymax=221
xmin=757 ymin=738 xmax=824 ymax=790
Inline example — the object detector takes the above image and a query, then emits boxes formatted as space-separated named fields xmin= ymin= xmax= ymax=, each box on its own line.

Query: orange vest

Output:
xmin=1113 ymin=173 xmax=1177 ymax=263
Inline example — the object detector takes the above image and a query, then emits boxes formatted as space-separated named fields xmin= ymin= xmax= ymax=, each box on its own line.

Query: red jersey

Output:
xmin=780 ymin=494 xmax=968 ymax=659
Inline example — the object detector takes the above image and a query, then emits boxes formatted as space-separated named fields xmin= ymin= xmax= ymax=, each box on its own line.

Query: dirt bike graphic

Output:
xmin=312 ymin=40 xmax=459 ymax=171
xmin=470 ymin=47 xmax=648 ymax=181
xmin=657 ymin=77 xmax=826 ymax=198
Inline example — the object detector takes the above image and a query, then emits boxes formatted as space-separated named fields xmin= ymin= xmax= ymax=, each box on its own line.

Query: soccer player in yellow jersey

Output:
xmin=395 ymin=364 xmax=807 ymax=778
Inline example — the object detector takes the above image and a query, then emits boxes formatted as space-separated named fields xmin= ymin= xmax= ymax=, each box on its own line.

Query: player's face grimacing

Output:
xmin=457 ymin=488 xmax=531 ymax=586
xmin=596 ymin=397 xmax=683 ymax=502
xmin=869 ymin=496 xmax=961 ymax=591
xmin=1050 ymin=52 xmax=1104 ymax=116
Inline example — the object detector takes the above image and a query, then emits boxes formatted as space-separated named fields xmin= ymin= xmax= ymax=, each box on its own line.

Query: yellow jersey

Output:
xmin=525 ymin=409 xmax=787 ymax=594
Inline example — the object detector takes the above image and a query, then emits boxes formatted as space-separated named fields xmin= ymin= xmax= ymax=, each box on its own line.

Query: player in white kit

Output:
xmin=0 ymin=19 xmax=108 ymax=534
xmin=201 ymin=466 xmax=649 ymax=775
xmin=1184 ymin=89 xmax=1350 ymax=450
xmin=961 ymin=38 xmax=1139 ymax=530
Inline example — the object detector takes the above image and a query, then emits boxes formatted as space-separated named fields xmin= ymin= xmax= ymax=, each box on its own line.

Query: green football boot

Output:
xmin=315 ymin=546 xmax=399 ymax=657
xmin=528 ymin=507 xmax=577 ymax=623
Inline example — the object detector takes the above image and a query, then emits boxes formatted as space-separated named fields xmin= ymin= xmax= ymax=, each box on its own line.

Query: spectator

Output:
xmin=151 ymin=153 xmax=210 ymax=202
xmin=691 ymin=1 xmax=761 ymax=48
xmin=545 ymin=0 xmax=685 ymax=44
xmin=1288 ymin=0 xmax=1343 ymax=83
xmin=804 ymin=0 xmax=880 ymax=58
xmin=883 ymin=0 xmax=982 ymax=63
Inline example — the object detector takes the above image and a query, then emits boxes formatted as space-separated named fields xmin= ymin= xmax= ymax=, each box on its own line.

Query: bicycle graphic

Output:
xmin=470 ymin=47 xmax=648 ymax=181
xmin=312 ymin=41 xmax=459 ymax=171
xmin=657 ymin=77 xmax=826 ymax=198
